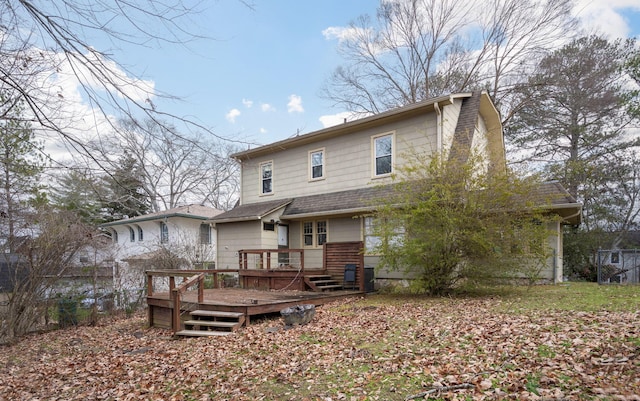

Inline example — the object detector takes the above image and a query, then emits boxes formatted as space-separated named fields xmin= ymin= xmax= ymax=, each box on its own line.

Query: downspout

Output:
xmin=434 ymin=101 xmax=442 ymax=153
xmin=556 ymin=208 xmax=582 ymax=283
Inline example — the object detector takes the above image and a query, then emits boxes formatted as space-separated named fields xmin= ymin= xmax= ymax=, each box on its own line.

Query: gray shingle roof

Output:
xmin=282 ymin=186 xmax=397 ymax=218
xmin=212 ymin=181 xmax=580 ymax=224
xmin=209 ymin=198 xmax=293 ymax=223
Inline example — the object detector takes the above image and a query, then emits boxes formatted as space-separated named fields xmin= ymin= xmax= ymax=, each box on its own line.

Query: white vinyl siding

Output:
xmin=239 ymin=112 xmax=440 ymax=203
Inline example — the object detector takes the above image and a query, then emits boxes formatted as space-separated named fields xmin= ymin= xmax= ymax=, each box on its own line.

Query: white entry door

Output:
xmin=277 ymin=224 xmax=289 ymax=247
xmin=277 ymin=224 xmax=289 ymax=265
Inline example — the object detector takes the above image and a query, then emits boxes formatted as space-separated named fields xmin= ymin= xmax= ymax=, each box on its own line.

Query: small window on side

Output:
xmin=200 ymin=224 xmax=211 ymax=245
xmin=260 ymin=161 xmax=273 ymax=195
xmin=611 ymin=251 xmax=620 ymax=264
xmin=160 ymin=222 xmax=169 ymax=244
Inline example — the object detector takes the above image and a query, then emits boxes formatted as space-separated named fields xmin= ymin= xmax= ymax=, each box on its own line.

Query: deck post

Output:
xmin=169 ymin=276 xmax=175 ymax=292
xmin=146 ymin=273 xmax=153 ymax=327
xmin=266 ymin=251 xmax=271 ymax=270
xmin=358 ymin=243 xmax=365 ymax=291
xmin=198 ymin=275 xmax=204 ymax=303
xmin=146 ymin=273 xmax=153 ymax=296
xmin=171 ymin=289 xmax=180 ymax=333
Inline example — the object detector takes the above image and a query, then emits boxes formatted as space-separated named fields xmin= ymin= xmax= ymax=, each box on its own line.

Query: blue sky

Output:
xmin=84 ymin=1 xmax=640 ymax=148
xmin=118 ymin=1 xmax=380 ymax=146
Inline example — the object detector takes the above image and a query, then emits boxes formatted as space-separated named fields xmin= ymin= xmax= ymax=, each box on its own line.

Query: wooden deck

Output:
xmin=146 ymin=244 xmax=367 ymax=335
xmin=147 ymin=287 xmax=361 ymax=329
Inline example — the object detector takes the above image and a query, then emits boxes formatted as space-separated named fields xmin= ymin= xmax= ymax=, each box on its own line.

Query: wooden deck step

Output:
xmin=190 ymin=310 xmax=244 ymax=319
xmin=175 ymin=329 xmax=232 ymax=337
xmin=184 ymin=320 xmax=239 ymax=328
xmin=305 ymin=275 xmax=332 ymax=280
xmin=317 ymin=284 xmax=343 ymax=291
xmin=311 ymin=279 xmax=341 ymax=285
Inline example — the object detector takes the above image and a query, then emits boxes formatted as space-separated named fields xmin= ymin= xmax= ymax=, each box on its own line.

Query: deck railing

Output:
xmin=238 ymin=249 xmax=305 ymax=270
xmin=146 ymin=269 xmax=239 ymax=332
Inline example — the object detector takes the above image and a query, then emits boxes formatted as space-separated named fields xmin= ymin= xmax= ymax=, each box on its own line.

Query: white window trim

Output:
xmin=371 ymin=131 xmax=395 ymax=178
xmin=259 ymin=160 xmax=274 ymax=196
xmin=302 ymin=220 xmax=328 ymax=248
xmin=308 ymin=148 xmax=326 ymax=181
xmin=135 ymin=225 xmax=143 ymax=242
xmin=200 ymin=223 xmax=211 ymax=245
xmin=160 ymin=222 xmax=169 ymax=244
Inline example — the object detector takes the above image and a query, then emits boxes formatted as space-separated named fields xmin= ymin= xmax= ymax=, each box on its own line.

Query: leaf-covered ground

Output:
xmin=1 ymin=286 xmax=639 ymax=400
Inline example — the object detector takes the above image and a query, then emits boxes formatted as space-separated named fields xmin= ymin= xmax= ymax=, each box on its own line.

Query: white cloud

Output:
xmin=261 ymin=103 xmax=275 ymax=112
xmin=259 ymin=127 xmax=268 ymax=134
xmin=287 ymin=94 xmax=304 ymax=113
xmin=322 ymin=26 xmax=368 ymax=43
xmin=319 ymin=111 xmax=362 ymax=128
xmin=225 ymin=108 xmax=241 ymax=123
xmin=242 ymin=98 xmax=253 ymax=108
xmin=573 ymin=0 xmax=640 ymax=39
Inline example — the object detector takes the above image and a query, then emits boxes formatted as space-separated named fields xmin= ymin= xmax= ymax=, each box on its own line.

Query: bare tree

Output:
xmin=96 ymin=118 xmax=240 ymax=212
xmin=322 ymin=0 xmax=575 ymax=123
xmin=0 ymin=208 xmax=95 ymax=342
xmin=0 ymin=0 xmax=235 ymax=171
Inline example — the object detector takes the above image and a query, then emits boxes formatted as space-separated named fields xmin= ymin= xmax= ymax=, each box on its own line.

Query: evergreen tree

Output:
xmin=0 ymin=90 xmax=46 ymax=252
xmin=507 ymin=36 xmax=640 ymax=279
xmin=101 ymin=152 xmax=150 ymax=221
xmin=51 ymin=169 xmax=107 ymax=225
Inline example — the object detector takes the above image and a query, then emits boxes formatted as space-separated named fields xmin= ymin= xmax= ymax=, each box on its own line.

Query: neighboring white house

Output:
xmin=101 ymin=204 xmax=223 ymax=305
xmin=210 ymin=91 xmax=582 ymax=285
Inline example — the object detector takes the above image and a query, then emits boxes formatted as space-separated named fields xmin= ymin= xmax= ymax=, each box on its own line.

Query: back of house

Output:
xmin=212 ymin=91 xmax=579 ymax=284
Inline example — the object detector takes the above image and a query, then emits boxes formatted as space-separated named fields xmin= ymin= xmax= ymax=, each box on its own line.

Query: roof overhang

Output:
xmin=209 ymin=199 xmax=293 ymax=225
xmin=100 ymin=212 xmax=212 ymax=227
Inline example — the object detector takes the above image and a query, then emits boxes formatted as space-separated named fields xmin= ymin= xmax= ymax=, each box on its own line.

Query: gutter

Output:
xmin=281 ymin=206 xmax=377 ymax=220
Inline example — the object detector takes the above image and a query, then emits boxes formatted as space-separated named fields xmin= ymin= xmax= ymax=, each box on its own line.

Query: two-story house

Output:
xmin=211 ymin=92 xmax=581 ymax=286
xmin=101 ymin=204 xmax=223 ymax=304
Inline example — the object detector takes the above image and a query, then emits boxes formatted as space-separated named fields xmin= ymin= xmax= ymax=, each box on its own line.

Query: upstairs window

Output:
xmin=260 ymin=161 xmax=273 ymax=195
xmin=128 ymin=227 xmax=135 ymax=242
xmin=137 ymin=226 xmax=143 ymax=241
xmin=373 ymin=133 xmax=393 ymax=176
xmin=309 ymin=149 xmax=324 ymax=180
xmin=160 ymin=222 xmax=169 ymax=244
xmin=200 ymin=223 xmax=211 ymax=245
